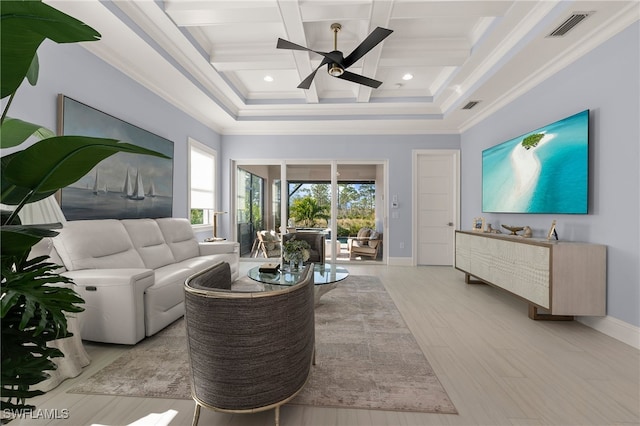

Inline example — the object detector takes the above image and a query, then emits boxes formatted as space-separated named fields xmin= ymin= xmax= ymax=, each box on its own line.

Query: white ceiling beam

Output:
xmin=439 ymin=1 xmax=560 ymax=113
xmin=390 ymin=1 xmax=512 ymax=19
xmin=356 ymin=0 xmax=394 ymax=102
xmin=165 ymin=6 xmax=281 ymax=27
xmin=300 ymin=3 xmax=371 ymax=22
xmin=211 ymin=50 xmax=294 ymax=71
xmin=277 ymin=0 xmax=319 ymax=103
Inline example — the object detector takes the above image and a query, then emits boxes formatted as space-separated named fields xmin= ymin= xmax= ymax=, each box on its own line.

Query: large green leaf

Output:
xmin=25 ymin=50 xmax=39 ymax=86
xmin=0 ymin=153 xmax=57 ymax=206
xmin=0 ymin=117 xmax=55 ymax=149
xmin=0 ymin=226 xmax=59 ymax=255
xmin=0 ymin=0 xmax=101 ymax=99
xmin=1 ymin=258 xmax=81 ymax=333
xmin=1 ymin=136 xmax=170 ymax=202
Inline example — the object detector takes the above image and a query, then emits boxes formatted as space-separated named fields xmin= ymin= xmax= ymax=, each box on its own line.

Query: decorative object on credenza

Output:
xmin=502 ymin=225 xmax=524 ymax=235
xmin=523 ymin=226 xmax=533 ymax=238
xmin=58 ymin=95 xmax=174 ymax=220
xmin=472 ymin=217 xmax=485 ymax=232
xmin=547 ymin=220 xmax=558 ymax=241
xmin=486 ymin=224 xmax=502 ymax=234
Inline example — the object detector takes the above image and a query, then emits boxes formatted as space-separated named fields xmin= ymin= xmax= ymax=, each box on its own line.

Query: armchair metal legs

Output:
xmin=192 ymin=402 xmax=282 ymax=426
xmin=192 ymin=403 xmax=201 ymax=426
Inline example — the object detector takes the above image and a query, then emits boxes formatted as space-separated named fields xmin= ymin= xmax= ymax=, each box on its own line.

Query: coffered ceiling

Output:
xmin=48 ymin=0 xmax=638 ymax=135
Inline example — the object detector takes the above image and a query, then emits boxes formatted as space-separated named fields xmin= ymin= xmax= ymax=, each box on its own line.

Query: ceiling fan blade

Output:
xmin=298 ymin=58 xmax=330 ymax=89
xmin=277 ymin=38 xmax=343 ymax=64
xmin=277 ymin=38 xmax=313 ymax=52
xmin=342 ymin=27 xmax=393 ymax=69
xmin=336 ymin=70 xmax=383 ymax=89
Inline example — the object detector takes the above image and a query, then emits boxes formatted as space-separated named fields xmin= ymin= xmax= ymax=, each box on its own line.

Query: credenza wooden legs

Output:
xmin=528 ymin=304 xmax=574 ymax=321
xmin=465 ymin=274 xmax=575 ymax=321
xmin=464 ymin=273 xmax=486 ymax=285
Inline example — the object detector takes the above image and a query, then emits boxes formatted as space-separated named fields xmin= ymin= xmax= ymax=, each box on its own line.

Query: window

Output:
xmin=189 ymin=138 xmax=216 ymax=226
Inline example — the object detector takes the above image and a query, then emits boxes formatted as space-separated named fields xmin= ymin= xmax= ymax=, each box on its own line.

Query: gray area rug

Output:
xmin=68 ymin=275 xmax=457 ymax=414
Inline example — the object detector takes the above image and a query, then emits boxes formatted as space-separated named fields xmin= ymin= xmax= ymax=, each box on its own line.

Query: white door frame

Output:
xmin=230 ymin=159 xmax=389 ymax=264
xmin=411 ymin=149 xmax=460 ymax=266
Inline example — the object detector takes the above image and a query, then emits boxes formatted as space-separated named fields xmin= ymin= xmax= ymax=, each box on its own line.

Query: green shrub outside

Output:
xmin=337 ymin=218 xmax=375 ymax=236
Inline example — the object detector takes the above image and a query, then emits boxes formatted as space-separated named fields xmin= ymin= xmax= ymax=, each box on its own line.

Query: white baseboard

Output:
xmin=388 ymin=257 xmax=413 ymax=266
xmin=577 ymin=315 xmax=640 ymax=349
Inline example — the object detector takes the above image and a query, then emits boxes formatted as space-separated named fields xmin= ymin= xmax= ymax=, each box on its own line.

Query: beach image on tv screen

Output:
xmin=482 ymin=110 xmax=589 ymax=214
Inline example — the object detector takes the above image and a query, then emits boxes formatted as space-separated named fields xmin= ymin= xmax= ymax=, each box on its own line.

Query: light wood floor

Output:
xmin=14 ymin=263 xmax=640 ymax=426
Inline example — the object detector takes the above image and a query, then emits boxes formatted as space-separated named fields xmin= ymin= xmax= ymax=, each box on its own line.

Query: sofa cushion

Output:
xmin=156 ymin=218 xmax=199 ymax=262
xmin=187 ymin=262 xmax=232 ymax=290
xmin=53 ymin=219 xmax=145 ymax=271
xmin=147 ymin=263 xmax=194 ymax=309
xmin=122 ymin=219 xmax=176 ymax=269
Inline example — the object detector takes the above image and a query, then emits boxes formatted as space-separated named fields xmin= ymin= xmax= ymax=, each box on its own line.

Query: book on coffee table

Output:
xmin=258 ymin=263 xmax=280 ymax=273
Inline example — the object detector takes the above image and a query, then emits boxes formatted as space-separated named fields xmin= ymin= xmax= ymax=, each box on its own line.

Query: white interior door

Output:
xmin=415 ymin=151 xmax=459 ymax=265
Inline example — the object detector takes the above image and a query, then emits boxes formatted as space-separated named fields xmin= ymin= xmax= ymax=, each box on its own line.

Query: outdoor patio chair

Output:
xmin=347 ymin=227 xmax=382 ymax=259
xmin=255 ymin=230 xmax=282 ymax=258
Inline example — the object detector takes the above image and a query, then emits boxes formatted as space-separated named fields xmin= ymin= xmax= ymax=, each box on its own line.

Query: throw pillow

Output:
xmin=357 ymin=228 xmax=371 ymax=239
xmin=369 ymin=230 xmax=380 ymax=240
xmin=189 ymin=262 xmax=232 ymax=290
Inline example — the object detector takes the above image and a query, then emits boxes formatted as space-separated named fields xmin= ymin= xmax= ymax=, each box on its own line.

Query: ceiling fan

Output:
xmin=276 ymin=23 xmax=393 ymax=89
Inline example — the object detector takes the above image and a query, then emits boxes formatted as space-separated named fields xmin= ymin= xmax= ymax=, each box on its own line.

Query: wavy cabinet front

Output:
xmin=454 ymin=231 xmax=606 ymax=320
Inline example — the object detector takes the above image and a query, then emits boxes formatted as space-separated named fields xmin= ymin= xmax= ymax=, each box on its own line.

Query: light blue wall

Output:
xmin=221 ymin=135 xmax=460 ymax=257
xmin=5 ymin=40 xmax=222 ymax=218
xmin=460 ymin=23 xmax=640 ymax=326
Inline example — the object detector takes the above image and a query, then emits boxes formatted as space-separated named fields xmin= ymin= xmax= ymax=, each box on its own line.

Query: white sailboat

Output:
xmin=92 ymin=170 xmax=105 ymax=195
xmin=147 ymin=181 xmax=156 ymax=197
xmin=122 ymin=168 xmax=133 ymax=198
xmin=128 ymin=169 xmax=145 ymax=200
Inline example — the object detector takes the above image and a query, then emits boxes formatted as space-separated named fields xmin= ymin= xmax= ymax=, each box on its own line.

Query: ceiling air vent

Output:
xmin=462 ymin=100 xmax=480 ymax=110
xmin=548 ymin=12 xmax=593 ymax=37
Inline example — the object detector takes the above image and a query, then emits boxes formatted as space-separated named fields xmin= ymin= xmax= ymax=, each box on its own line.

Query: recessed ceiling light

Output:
xmin=402 ymin=73 xmax=413 ymax=81
xmin=264 ymin=75 xmax=274 ymax=82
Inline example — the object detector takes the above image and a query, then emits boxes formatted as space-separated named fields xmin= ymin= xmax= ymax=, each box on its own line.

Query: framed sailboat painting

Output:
xmin=57 ymin=95 xmax=174 ymax=220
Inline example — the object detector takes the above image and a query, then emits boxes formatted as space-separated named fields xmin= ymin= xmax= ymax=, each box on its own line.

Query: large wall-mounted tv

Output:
xmin=482 ymin=109 xmax=589 ymax=214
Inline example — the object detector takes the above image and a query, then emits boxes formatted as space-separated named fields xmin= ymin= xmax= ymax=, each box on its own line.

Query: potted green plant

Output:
xmin=282 ymin=236 xmax=311 ymax=270
xmin=0 ymin=1 xmax=169 ymax=415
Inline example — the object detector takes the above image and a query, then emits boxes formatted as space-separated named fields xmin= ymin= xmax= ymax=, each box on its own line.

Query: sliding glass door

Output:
xmin=232 ymin=160 xmax=386 ymax=263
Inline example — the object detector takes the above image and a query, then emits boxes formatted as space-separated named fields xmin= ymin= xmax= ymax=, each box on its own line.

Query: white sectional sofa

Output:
xmin=50 ymin=218 xmax=239 ymax=345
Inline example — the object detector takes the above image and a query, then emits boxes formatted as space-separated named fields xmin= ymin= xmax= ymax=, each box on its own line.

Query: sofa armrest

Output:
xmin=62 ymin=269 xmax=154 ymax=344
xmin=198 ymin=241 xmax=239 ymax=256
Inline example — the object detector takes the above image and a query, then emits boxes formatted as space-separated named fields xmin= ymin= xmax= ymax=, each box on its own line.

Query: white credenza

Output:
xmin=455 ymin=231 xmax=606 ymax=320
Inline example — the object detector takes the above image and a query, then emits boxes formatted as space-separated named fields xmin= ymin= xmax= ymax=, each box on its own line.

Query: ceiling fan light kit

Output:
xmin=277 ymin=22 xmax=393 ymax=89
xmin=328 ymin=64 xmax=344 ymax=77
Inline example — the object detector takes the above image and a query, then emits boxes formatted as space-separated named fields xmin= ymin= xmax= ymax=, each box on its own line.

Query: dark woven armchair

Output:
xmin=184 ymin=262 xmax=315 ymax=426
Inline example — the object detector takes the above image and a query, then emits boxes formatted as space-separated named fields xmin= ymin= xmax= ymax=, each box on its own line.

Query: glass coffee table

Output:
xmin=248 ymin=263 xmax=349 ymax=305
